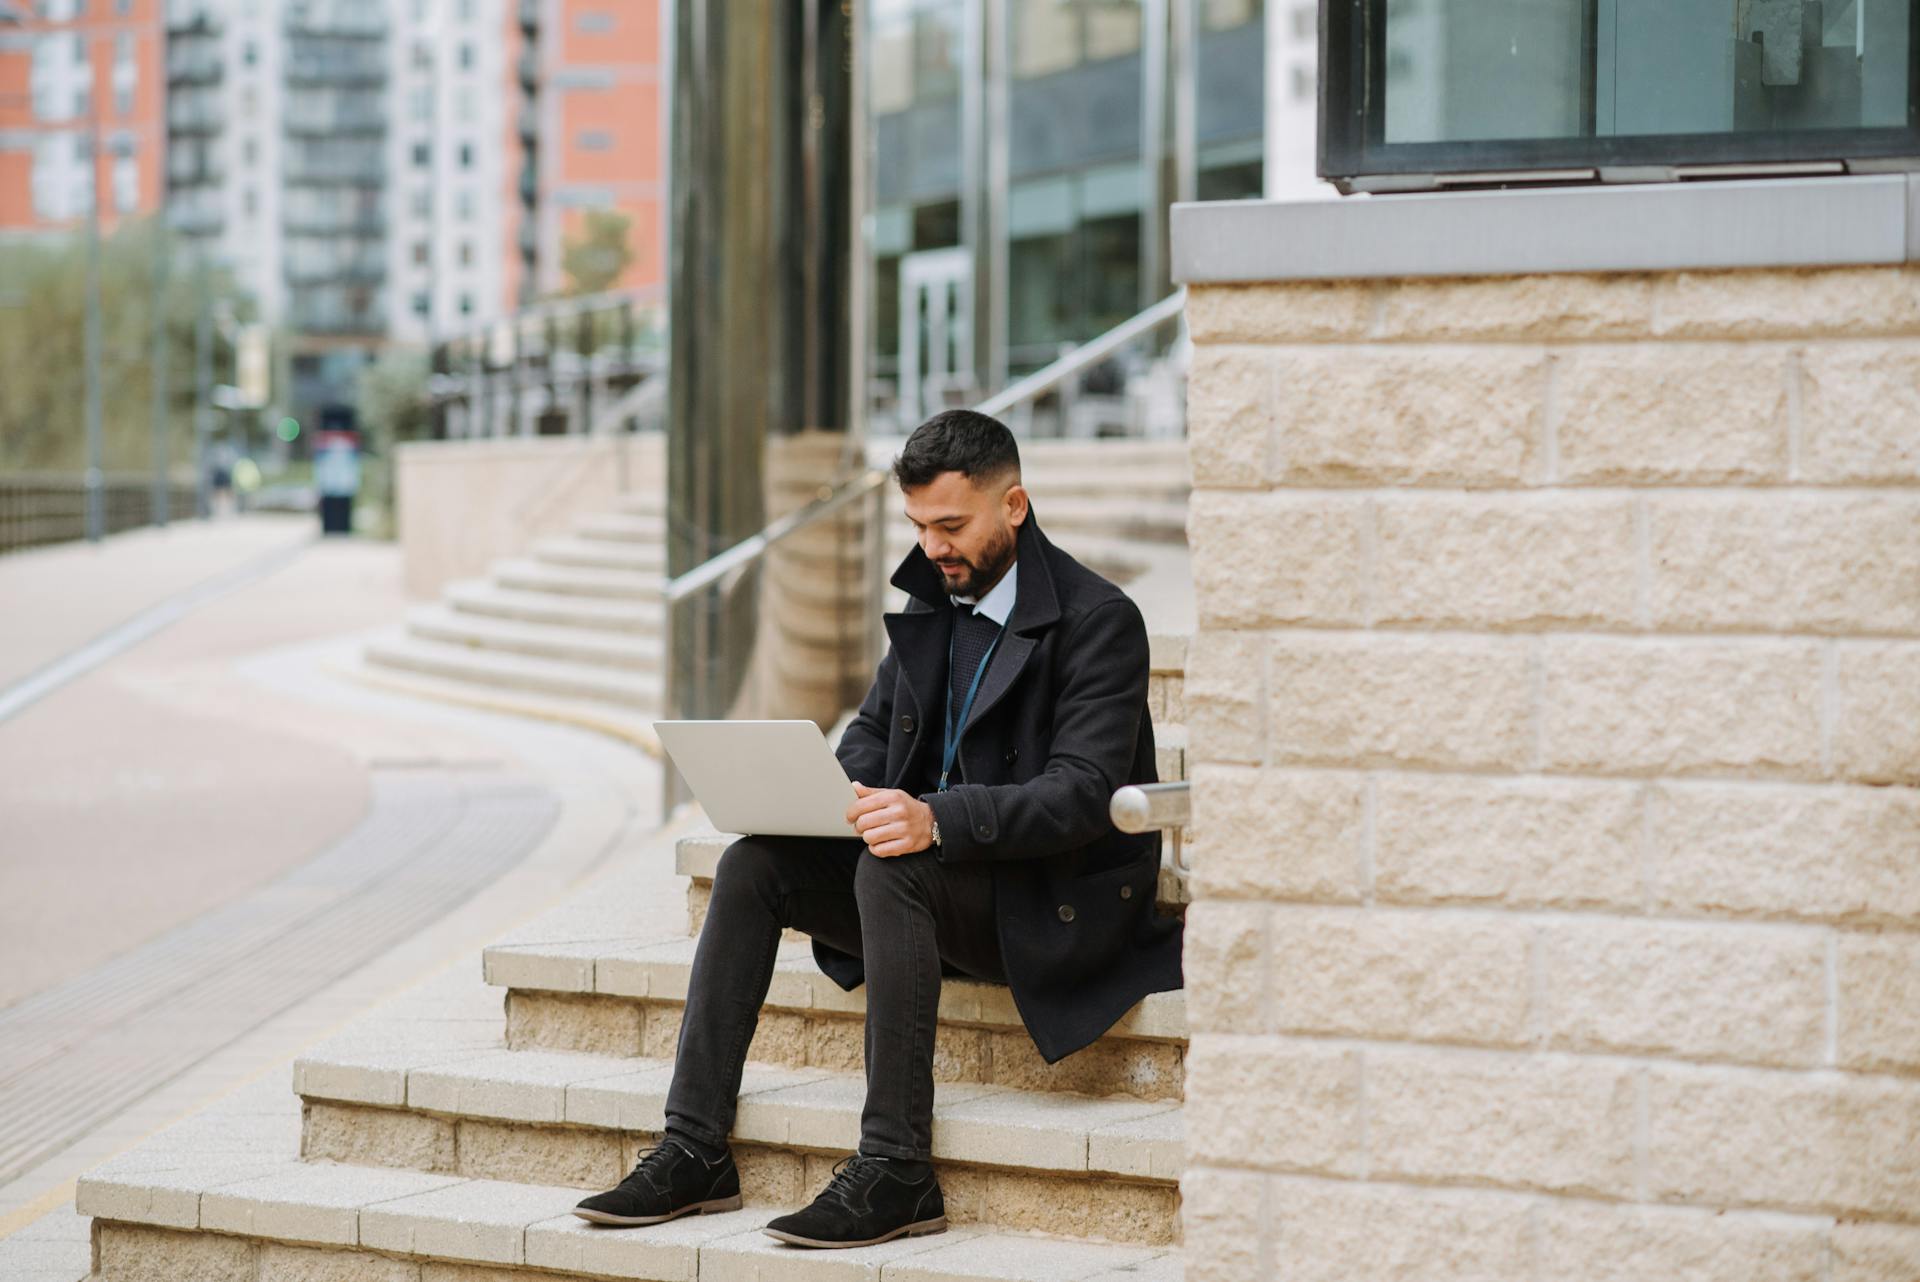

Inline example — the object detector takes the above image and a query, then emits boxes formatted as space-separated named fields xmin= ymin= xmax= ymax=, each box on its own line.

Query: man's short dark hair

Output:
xmin=892 ymin=410 xmax=1022 ymax=491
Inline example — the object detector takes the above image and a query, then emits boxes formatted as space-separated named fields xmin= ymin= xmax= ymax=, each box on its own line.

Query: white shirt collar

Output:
xmin=951 ymin=559 xmax=1018 ymax=626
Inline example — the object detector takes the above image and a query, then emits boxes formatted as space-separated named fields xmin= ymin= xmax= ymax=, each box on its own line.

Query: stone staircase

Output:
xmin=75 ymin=648 xmax=1192 ymax=1282
xmin=356 ymin=440 xmax=1191 ymax=747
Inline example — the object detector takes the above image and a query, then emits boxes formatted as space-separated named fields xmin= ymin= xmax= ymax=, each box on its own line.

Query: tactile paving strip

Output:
xmin=0 ymin=764 xmax=558 ymax=1186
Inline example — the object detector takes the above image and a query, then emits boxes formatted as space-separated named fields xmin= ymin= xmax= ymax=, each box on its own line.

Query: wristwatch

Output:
xmin=929 ymin=817 xmax=942 ymax=847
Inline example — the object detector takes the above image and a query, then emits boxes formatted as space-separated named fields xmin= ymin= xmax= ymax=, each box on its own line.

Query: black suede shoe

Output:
xmin=573 ymin=1136 xmax=742 ymax=1226
xmin=762 ymin=1154 xmax=947 ymax=1248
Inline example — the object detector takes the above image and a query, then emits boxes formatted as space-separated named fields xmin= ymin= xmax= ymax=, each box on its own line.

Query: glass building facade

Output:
xmin=861 ymin=0 xmax=1270 ymax=435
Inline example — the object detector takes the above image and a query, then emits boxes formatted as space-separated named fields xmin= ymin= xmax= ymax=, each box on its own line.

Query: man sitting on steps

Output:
xmin=573 ymin=409 xmax=1185 ymax=1249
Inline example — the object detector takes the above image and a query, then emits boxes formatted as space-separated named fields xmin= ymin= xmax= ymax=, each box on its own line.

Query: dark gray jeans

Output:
xmin=662 ymin=834 xmax=1006 ymax=1161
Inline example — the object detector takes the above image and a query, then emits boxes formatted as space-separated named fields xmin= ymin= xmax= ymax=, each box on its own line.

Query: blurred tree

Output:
xmin=353 ymin=346 xmax=433 ymax=539
xmin=560 ymin=210 xmax=635 ymax=296
xmin=0 ymin=218 xmax=243 ymax=474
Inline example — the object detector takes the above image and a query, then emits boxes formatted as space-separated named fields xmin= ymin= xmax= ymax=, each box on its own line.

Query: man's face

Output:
xmin=903 ymin=470 xmax=1027 ymax=600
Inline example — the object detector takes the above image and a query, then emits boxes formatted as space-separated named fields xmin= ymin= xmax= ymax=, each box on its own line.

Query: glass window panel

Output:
xmin=1382 ymin=0 xmax=1912 ymax=145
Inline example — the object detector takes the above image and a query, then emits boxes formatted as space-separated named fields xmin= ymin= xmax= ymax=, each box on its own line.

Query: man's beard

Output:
xmin=936 ymin=523 xmax=1017 ymax=599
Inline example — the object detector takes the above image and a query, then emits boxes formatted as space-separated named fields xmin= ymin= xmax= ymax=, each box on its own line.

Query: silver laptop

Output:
xmin=654 ymin=720 xmax=861 ymax=839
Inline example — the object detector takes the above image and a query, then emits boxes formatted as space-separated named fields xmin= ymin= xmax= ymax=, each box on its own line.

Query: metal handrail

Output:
xmin=1110 ymin=780 xmax=1192 ymax=882
xmin=974 ymin=289 xmax=1185 ymax=419
xmin=663 ymin=289 xmax=1187 ymax=599
xmin=664 ymin=468 xmax=889 ymax=604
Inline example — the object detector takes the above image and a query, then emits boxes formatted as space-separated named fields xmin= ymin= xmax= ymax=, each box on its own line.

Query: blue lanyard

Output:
xmin=939 ymin=617 xmax=1004 ymax=792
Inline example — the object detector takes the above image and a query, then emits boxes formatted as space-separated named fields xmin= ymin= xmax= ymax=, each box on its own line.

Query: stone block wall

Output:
xmin=1179 ymin=267 xmax=1920 ymax=1280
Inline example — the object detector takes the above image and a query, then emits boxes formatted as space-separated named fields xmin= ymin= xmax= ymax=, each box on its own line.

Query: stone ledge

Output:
xmin=91 ymin=1197 xmax=1182 ymax=1282
xmin=1172 ymin=175 xmax=1915 ymax=283
xmin=485 ymin=933 xmax=1190 ymax=1045
xmin=292 ymin=1041 xmax=1184 ymax=1182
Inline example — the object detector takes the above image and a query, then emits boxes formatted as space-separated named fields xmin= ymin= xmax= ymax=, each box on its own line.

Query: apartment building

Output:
xmin=0 ymin=0 xmax=166 ymax=237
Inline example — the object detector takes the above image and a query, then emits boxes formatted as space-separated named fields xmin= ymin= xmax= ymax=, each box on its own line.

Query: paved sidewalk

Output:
xmin=0 ymin=520 xmax=667 ymax=1275
xmin=0 ymin=515 xmax=316 ymax=691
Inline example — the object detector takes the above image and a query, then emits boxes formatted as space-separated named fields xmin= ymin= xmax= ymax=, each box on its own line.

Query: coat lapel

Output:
xmin=883 ymin=508 xmax=1064 ymax=745
xmin=956 ymin=514 xmax=1062 ymax=734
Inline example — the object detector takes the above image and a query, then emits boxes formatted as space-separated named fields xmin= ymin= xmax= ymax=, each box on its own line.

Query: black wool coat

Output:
xmin=825 ymin=510 xmax=1185 ymax=1064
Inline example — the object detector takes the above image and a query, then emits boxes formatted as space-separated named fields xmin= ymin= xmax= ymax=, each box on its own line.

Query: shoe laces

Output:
xmin=817 ymin=1153 xmax=886 ymax=1210
xmin=619 ymin=1138 xmax=693 ymax=1192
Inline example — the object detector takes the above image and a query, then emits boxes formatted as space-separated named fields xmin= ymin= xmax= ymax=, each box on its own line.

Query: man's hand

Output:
xmin=847 ymin=782 xmax=935 ymax=858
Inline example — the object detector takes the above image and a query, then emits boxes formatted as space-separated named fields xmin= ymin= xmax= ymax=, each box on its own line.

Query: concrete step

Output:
xmin=84 ymin=1158 xmax=1184 ymax=1282
xmin=574 ymin=510 xmax=667 ymax=543
xmin=364 ymin=636 xmax=661 ymax=711
xmin=1031 ymin=498 xmax=1188 ymax=545
xmin=408 ymin=604 xmax=663 ymax=673
xmin=610 ymin=489 xmax=667 ymax=516
xmin=486 ymin=934 xmax=1187 ymax=1102
xmin=292 ymin=1039 xmax=1183 ymax=1244
xmin=1027 ymin=475 xmax=1191 ymax=504
xmin=493 ymin=557 xmax=665 ymax=602
xmin=447 ymin=579 xmax=665 ymax=634
xmin=533 ymin=535 xmax=668 ymax=575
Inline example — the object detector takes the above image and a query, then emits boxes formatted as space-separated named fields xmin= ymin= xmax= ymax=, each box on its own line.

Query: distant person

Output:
xmin=573 ymin=410 xmax=1183 ymax=1248
xmin=207 ymin=444 xmax=235 ymax=518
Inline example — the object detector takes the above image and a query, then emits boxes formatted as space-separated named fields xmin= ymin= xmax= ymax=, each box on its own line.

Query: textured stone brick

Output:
xmin=1268 ymin=906 xmax=1532 ymax=1047
xmin=96 ymin=1225 xmax=254 ymax=1282
xmin=1654 ymin=267 xmax=1920 ymax=339
xmin=1187 ymin=280 xmax=1376 ymax=344
xmin=1185 ymin=631 xmax=1266 ymax=764
xmin=1542 ymin=919 xmax=1827 ymax=1067
xmin=1835 ymin=643 xmax=1920 ymax=786
xmin=1646 ymin=1065 xmax=1920 ymax=1216
xmin=1541 ymin=637 xmax=1823 ymax=777
xmin=1649 ymin=781 xmax=1920 ymax=926
xmin=640 ymin=1002 xmax=682 ymax=1060
xmin=1189 ymin=765 xmax=1365 ymax=903
xmin=504 ymin=992 xmax=643 ymax=1057
xmin=1267 ymin=633 xmax=1533 ymax=771
xmin=1264 ymin=1177 xmax=1534 ymax=1282
xmin=1554 ymin=345 xmax=1790 ymax=483
xmin=982 ymin=1169 xmax=1176 ymax=1245
xmin=1647 ymin=493 xmax=1920 ymax=634
xmin=1188 ymin=346 xmax=1272 ymax=488
xmin=1183 ymin=902 xmax=1269 ymax=1034
xmin=1380 ymin=271 xmax=1656 ymax=341
xmin=1185 ymin=1035 xmax=1363 ymax=1175
xmin=1838 ymin=933 xmax=1920 ymax=1074
xmin=1535 ymin=1202 xmax=1827 ymax=1282
xmin=1374 ymin=774 xmax=1642 ymax=911
xmin=1181 ymin=1167 xmax=1266 ymax=1282
xmin=303 ymin=1103 xmax=456 ymax=1174
xmin=1368 ymin=1049 xmax=1638 ymax=1197
xmin=1189 ymin=492 xmax=1367 ymax=628
xmin=987 ymin=1029 xmax=1183 ymax=1101
xmin=1268 ymin=346 xmax=1548 ymax=486
xmin=1373 ymin=492 xmax=1637 ymax=629
xmin=1834 ymin=1222 xmax=1920 ymax=1282
xmin=456 ymin=1120 xmax=622 ymax=1189
xmin=734 ymin=1144 xmax=806 ymax=1205
xmin=259 ymin=1244 xmax=420 ymax=1282
xmin=1800 ymin=342 xmax=1920 ymax=483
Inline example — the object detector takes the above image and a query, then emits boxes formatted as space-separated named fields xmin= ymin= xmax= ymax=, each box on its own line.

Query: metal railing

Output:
xmin=1111 ymin=781 xmax=1192 ymax=880
xmin=656 ymin=291 xmax=1188 ymax=814
xmin=1 ymin=474 xmax=199 ymax=558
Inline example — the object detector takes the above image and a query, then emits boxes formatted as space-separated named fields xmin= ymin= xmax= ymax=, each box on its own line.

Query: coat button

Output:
xmin=976 ymin=825 xmax=991 ymax=839
xmin=1003 ymin=748 xmax=1018 ymax=765
xmin=1057 ymin=904 xmax=1076 ymax=923
xmin=900 ymin=714 xmax=915 ymax=734
xmin=1120 ymin=885 xmax=1133 ymax=900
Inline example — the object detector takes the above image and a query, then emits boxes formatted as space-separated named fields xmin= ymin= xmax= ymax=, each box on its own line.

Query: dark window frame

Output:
xmin=1317 ymin=0 xmax=1920 ymax=192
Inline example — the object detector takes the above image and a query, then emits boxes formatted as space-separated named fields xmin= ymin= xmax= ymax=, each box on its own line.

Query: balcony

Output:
xmin=519 ymin=0 xmax=539 ymax=36
xmin=286 ymin=261 xmax=386 ymax=288
xmin=282 ymin=212 xmax=386 ymax=237
xmin=167 ymin=205 xmax=225 ymax=236
xmin=166 ymin=56 xmax=223 ymax=87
